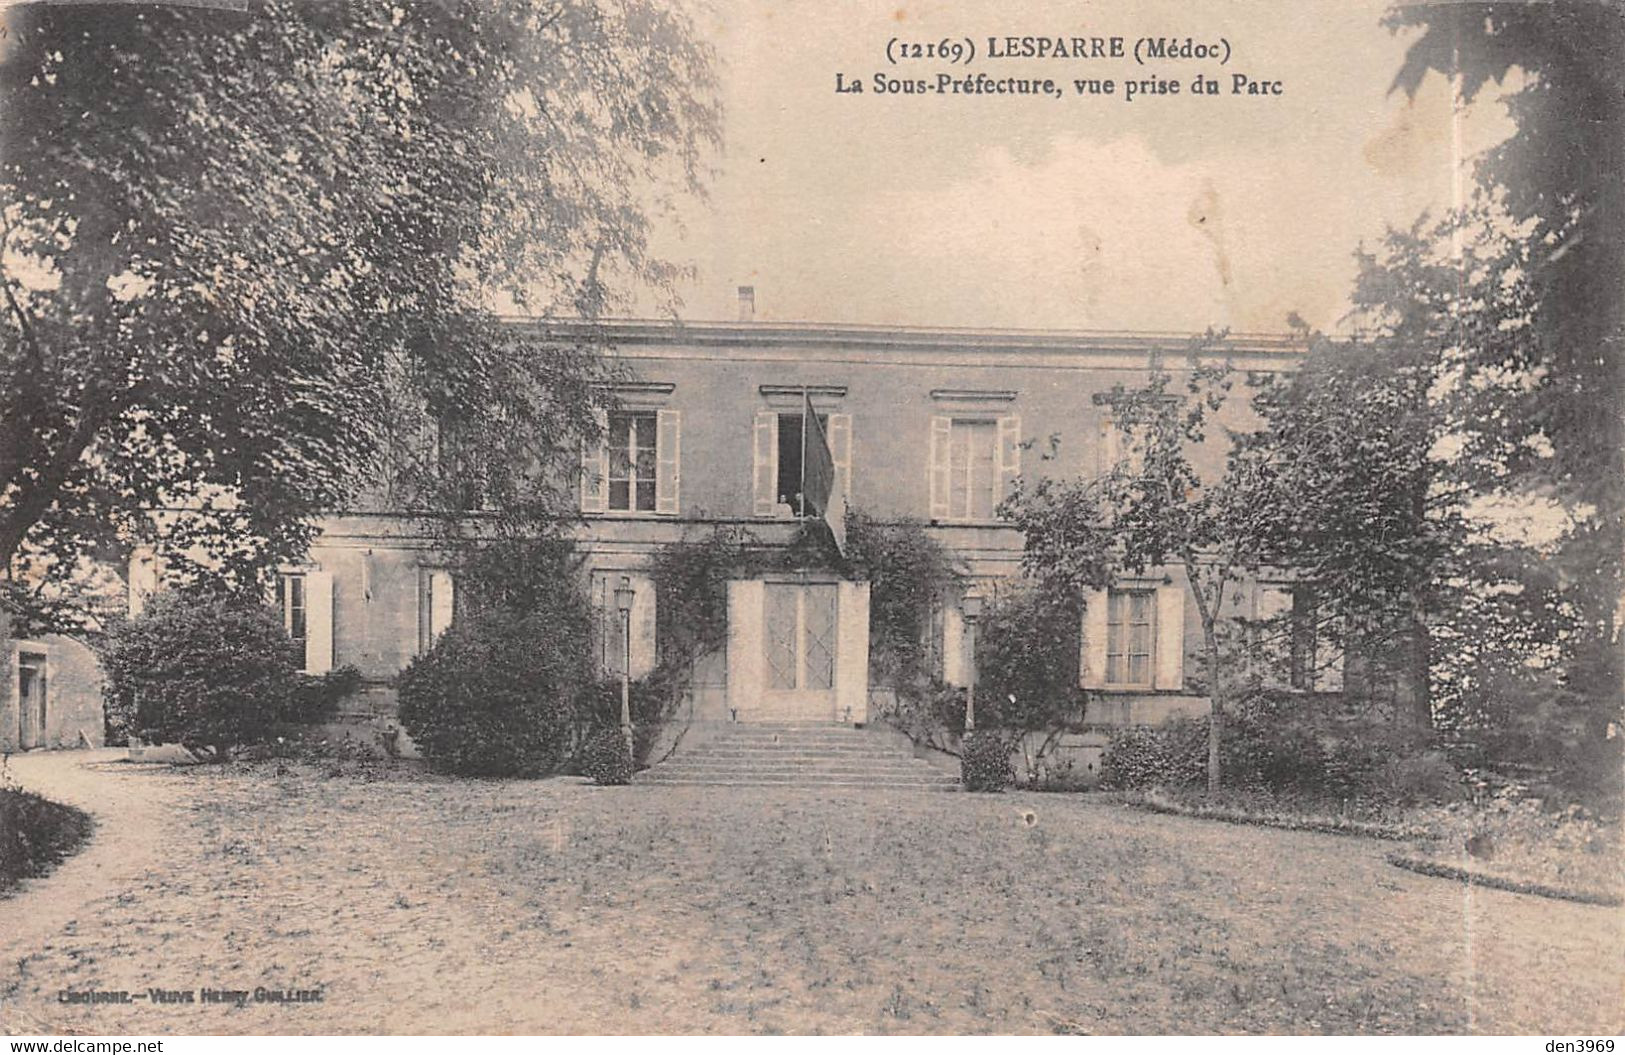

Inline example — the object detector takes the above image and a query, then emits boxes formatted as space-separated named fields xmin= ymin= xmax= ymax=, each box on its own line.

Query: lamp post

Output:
xmin=614 ymin=575 xmax=636 ymax=757
xmin=960 ymin=590 xmax=984 ymax=734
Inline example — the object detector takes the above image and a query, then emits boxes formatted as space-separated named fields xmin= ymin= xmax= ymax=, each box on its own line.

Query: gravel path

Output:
xmin=1 ymin=755 xmax=1619 ymax=1035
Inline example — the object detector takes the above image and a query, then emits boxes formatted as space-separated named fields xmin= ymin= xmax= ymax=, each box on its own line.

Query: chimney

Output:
xmin=737 ymin=285 xmax=755 ymax=322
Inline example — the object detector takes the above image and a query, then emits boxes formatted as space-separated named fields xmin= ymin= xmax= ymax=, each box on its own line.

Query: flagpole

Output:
xmin=800 ymin=385 xmax=808 ymax=519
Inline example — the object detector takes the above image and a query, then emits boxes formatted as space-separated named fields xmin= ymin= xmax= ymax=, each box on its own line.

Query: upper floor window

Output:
xmin=775 ymin=412 xmax=828 ymax=514
xmin=928 ymin=414 xmax=1020 ymax=522
xmin=1105 ymin=588 xmax=1155 ymax=687
xmin=948 ymin=419 xmax=998 ymax=520
xmin=581 ymin=407 xmax=680 ymax=516
xmin=753 ymin=409 xmax=852 ymax=518
xmin=609 ymin=411 xmax=658 ymax=513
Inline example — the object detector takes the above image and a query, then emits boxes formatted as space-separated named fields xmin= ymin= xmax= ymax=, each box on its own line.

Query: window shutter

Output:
xmin=928 ymin=416 xmax=952 ymax=520
xmin=581 ymin=407 xmax=609 ymax=513
xmin=1099 ymin=418 xmax=1120 ymax=476
xmin=304 ymin=570 xmax=334 ymax=675
xmin=128 ymin=546 xmax=159 ymax=617
xmin=655 ymin=409 xmax=681 ymax=515
xmin=942 ymin=602 xmax=965 ymax=687
xmin=1153 ymin=583 xmax=1185 ymax=690
xmin=591 ymin=573 xmax=615 ymax=674
xmin=1256 ymin=585 xmax=1293 ymax=621
xmin=753 ymin=410 xmax=778 ymax=516
xmin=828 ymin=413 xmax=853 ymax=502
xmin=996 ymin=415 xmax=1021 ymax=505
xmin=1079 ymin=588 xmax=1109 ymax=689
xmin=630 ymin=574 xmax=657 ymax=678
xmin=429 ymin=570 xmax=455 ymax=642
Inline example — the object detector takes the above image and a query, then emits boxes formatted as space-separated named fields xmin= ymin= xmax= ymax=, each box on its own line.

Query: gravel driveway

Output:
xmin=1 ymin=752 xmax=1619 ymax=1035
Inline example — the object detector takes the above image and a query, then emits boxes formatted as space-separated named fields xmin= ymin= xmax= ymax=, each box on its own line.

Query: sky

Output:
xmin=636 ymin=0 xmax=1519 ymax=334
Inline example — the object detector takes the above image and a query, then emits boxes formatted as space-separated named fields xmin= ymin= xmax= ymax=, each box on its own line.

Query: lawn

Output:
xmin=2 ymin=758 xmax=1620 ymax=1035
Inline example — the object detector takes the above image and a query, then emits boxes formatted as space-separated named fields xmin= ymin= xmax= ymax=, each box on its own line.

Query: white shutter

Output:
xmin=928 ymin=416 xmax=952 ymax=520
xmin=753 ymin=411 xmax=778 ymax=516
xmin=942 ymin=602 xmax=965 ymax=687
xmin=996 ymin=415 xmax=1021 ymax=505
xmin=655 ymin=409 xmax=681 ymax=515
xmin=581 ymin=407 xmax=609 ymax=513
xmin=1154 ymin=583 xmax=1185 ymax=690
xmin=1080 ymin=588 xmax=1109 ymax=689
xmin=304 ymin=570 xmax=334 ymax=675
xmin=429 ymin=570 xmax=454 ymax=642
xmin=629 ymin=574 xmax=657 ymax=678
xmin=128 ymin=546 xmax=159 ymax=617
xmin=1099 ymin=418 xmax=1120 ymax=476
xmin=828 ymin=413 xmax=853 ymax=503
xmin=726 ymin=580 xmax=765 ymax=718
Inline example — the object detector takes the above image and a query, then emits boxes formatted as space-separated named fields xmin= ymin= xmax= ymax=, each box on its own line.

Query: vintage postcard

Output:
xmin=0 ymin=0 xmax=1620 ymax=1041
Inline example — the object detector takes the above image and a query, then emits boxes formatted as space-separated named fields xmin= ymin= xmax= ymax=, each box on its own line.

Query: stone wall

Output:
xmin=1 ymin=633 xmax=106 ymax=752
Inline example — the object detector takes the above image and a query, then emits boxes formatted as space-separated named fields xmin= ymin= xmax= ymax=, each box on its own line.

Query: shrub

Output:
xmin=101 ymin=592 xmax=298 ymax=756
xmin=960 ymin=731 xmax=1015 ymax=792
xmin=1099 ymin=718 xmax=1209 ymax=790
xmin=0 ymin=779 xmax=93 ymax=893
xmin=1373 ymin=750 xmax=1463 ymax=804
xmin=574 ymin=673 xmax=682 ymax=766
xmin=1220 ymin=701 xmax=1328 ymax=791
xmin=284 ymin=664 xmax=363 ymax=724
xmin=582 ymin=728 xmax=635 ymax=785
xmin=397 ymin=606 xmax=588 ymax=777
xmin=974 ymin=585 xmax=1087 ymax=734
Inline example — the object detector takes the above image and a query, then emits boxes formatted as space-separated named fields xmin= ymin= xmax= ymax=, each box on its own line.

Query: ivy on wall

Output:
xmin=644 ymin=512 xmax=963 ymax=688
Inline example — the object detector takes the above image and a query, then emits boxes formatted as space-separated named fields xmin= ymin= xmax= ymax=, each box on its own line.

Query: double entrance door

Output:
xmin=759 ymin=582 xmax=838 ymax=721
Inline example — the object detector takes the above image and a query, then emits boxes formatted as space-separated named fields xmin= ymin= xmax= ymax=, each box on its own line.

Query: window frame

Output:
xmin=277 ymin=573 xmax=308 ymax=646
xmin=1104 ymin=587 xmax=1157 ymax=689
xmin=605 ymin=409 xmax=659 ymax=514
xmin=944 ymin=417 xmax=1000 ymax=523
xmin=773 ymin=411 xmax=831 ymax=517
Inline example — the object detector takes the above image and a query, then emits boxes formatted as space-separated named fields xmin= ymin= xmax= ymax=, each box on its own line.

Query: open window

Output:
xmin=752 ymin=409 xmax=852 ymax=518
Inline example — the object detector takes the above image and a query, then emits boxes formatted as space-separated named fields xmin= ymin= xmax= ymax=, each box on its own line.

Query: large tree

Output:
xmin=0 ymin=1 xmax=719 ymax=631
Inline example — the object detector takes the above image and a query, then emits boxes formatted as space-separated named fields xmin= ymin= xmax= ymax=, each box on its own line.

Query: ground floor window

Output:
xmin=1105 ymin=588 xmax=1155 ymax=687
xmin=276 ymin=574 xmax=307 ymax=645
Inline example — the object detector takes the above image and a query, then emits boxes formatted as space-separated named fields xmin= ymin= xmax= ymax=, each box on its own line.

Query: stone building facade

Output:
xmin=128 ymin=317 xmax=1349 ymax=755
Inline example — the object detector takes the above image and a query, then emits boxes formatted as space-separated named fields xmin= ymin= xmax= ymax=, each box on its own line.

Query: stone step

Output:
xmin=651 ymin=765 xmax=948 ymax=779
xmin=685 ymin=741 xmax=916 ymax=757
xmin=638 ymin=721 xmax=959 ymax=789
xmin=639 ymin=775 xmax=959 ymax=790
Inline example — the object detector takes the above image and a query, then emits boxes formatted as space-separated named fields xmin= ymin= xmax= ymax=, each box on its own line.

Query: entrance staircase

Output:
xmin=636 ymin=723 xmax=960 ymax=790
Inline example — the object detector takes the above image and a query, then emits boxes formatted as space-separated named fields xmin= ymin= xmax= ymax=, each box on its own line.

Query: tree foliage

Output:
xmin=1007 ymin=336 xmax=1273 ymax=789
xmin=0 ymin=1 xmax=720 ymax=632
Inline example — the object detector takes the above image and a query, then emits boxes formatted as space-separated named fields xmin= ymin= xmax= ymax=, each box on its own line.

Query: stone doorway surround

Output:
xmin=725 ymin=576 xmax=869 ymax=724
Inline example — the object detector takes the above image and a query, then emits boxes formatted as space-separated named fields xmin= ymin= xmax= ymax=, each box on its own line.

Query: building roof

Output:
xmin=501 ymin=316 xmax=1306 ymax=367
